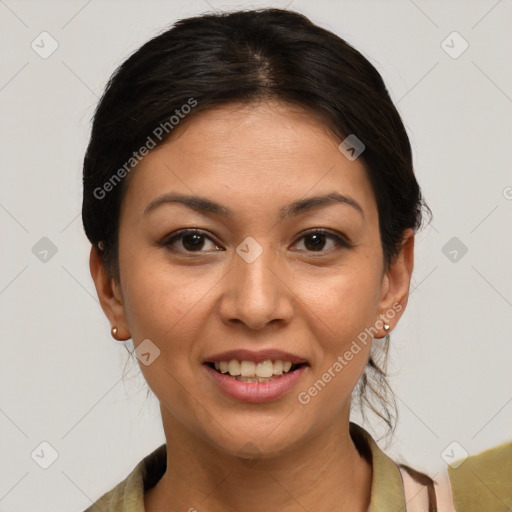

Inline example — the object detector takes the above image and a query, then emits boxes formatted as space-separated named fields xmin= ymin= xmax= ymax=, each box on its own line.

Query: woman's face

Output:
xmin=92 ymin=100 xmax=413 ymax=459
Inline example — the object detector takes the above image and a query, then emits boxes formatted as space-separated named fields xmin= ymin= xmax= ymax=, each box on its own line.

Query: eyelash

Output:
xmin=159 ymin=228 xmax=352 ymax=255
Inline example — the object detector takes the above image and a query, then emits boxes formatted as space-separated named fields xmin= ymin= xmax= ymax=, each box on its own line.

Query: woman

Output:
xmin=82 ymin=8 xmax=511 ymax=512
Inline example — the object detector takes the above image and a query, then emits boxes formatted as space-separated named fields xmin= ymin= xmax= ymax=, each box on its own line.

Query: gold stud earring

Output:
xmin=111 ymin=326 xmax=118 ymax=339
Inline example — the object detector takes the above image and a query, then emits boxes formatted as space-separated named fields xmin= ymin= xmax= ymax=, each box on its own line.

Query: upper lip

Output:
xmin=203 ymin=349 xmax=308 ymax=365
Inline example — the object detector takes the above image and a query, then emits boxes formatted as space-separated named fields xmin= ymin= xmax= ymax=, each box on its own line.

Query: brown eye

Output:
xmin=180 ymin=233 xmax=206 ymax=251
xmin=162 ymin=229 xmax=223 ymax=253
xmin=293 ymin=229 xmax=351 ymax=253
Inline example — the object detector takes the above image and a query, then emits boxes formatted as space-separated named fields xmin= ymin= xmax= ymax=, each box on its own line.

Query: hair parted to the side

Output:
xmin=82 ymin=8 xmax=431 ymax=442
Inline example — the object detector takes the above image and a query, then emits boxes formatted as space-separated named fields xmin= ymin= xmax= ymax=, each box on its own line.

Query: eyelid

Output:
xmin=159 ymin=228 xmax=223 ymax=252
xmin=159 ymin=227 xmax=352 ymax=254
xmin=292 ymin=228 xmax=352 ymax=250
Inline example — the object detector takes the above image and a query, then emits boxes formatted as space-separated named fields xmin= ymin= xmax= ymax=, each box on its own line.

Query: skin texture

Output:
xmin=90 ymin=100 xmax=414 ymax=512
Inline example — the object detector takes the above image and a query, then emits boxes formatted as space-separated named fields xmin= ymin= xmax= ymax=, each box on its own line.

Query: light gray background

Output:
xmin=1 ymin=0 xmax=511 ymax=510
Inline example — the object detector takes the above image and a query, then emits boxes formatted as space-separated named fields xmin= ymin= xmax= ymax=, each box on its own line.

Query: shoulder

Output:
xmin=83 ymin=444 xmax=167 ymax=512
xmin=448 ymin=441 xmax=512 ymax=512
xmin=82 ymin=468 xmax=141 ymax=512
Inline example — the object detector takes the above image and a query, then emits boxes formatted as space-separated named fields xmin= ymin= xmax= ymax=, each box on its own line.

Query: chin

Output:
xmin=197 ymin=410 xmax=309 ymax=462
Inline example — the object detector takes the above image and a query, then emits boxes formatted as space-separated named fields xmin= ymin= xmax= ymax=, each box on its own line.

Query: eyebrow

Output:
xmin=143 ymin=191 xmax=364 ymax=219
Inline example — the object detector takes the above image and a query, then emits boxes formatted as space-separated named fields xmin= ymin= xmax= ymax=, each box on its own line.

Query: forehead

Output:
xmin=120 ymin=100 xmax=377 ymax=221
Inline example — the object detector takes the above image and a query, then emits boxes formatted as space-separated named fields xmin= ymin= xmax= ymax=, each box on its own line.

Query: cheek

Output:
xmin=299 ymin=263 xmax=382 ymax=386
xmin=117 ymin=228 xmax=209 ymax=332
xmin=119 ymin=258 xmax=211 ymax=406
xmin=122 ymin=264 xmax=205 ymax=342
xmin=303 ymin=264 xmax=383 ymax=339
xmin=294 ymin=276 xmax=380 ymax=421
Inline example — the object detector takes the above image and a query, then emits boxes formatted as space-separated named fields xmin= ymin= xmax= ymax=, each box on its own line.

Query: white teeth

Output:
xmin=240 ymin=360 xmax=256 ymax=377
xmin=256 ymin=360 xmax=273 ymax=378
xmin=228 ymin=359 xmax=241 ymax=376
xmin=273 ymin=360 xmax=283 ymax=375
xmin=210 ymin=359 xmax=302 ymax=377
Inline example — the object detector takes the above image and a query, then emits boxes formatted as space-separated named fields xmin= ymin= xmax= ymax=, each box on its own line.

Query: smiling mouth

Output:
xmin=205 ymin=360 xmax=308 ymax=383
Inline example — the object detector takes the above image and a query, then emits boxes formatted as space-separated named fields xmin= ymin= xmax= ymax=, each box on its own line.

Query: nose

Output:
xmin=218 ymin=242 xmax=294 ymax=331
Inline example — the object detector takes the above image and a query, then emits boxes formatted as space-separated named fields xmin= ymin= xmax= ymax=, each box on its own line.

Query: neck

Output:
xmin=145 ymin=412 xmax=372 ymax=512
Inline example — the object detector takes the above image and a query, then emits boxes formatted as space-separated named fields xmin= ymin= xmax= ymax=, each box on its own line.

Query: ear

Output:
xmin=89 ymin=245 xmax=131 ymax=341
xmin=376 ymin=229 xmax=415 ymax=336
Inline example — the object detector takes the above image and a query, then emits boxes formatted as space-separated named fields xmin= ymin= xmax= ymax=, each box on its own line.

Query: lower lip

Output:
xmin=203 ymin=364 xmax=308 ymax=403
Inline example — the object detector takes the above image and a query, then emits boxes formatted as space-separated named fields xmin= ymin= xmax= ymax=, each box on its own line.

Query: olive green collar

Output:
xmin=349 ymin=422 xmax=406 ymax=512
xmin=86 ymin=422 xmax=407 ymax=511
